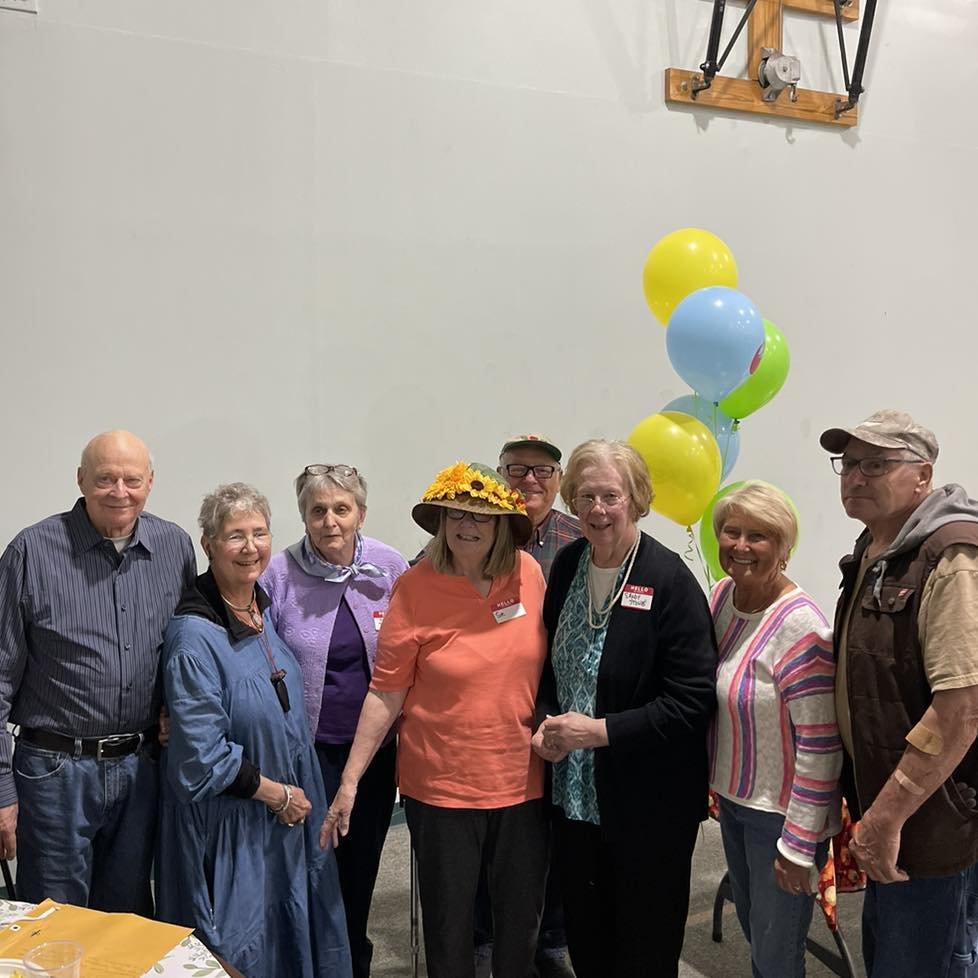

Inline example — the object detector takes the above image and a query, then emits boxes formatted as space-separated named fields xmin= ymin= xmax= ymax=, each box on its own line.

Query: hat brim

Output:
xmin=412 ymin=499 xmax=533 ymax=546
xmin=819 ymin=426 xmax=908 ymax=453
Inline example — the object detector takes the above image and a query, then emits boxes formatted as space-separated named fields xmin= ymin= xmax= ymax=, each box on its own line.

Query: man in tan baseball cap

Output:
xmin=821 ymin=409 xmax=978 ymax=978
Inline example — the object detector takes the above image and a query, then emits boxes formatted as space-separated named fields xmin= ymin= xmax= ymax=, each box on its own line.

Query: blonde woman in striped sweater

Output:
xmin=709 ymin=481 xmax=843 ymax=978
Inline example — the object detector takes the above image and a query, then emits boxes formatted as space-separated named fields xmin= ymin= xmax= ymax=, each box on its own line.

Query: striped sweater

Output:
xmin=709 ymin=579 xmax=843 ymax=865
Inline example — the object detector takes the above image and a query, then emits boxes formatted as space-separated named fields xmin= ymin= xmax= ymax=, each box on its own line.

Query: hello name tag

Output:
xmin=621 ymin=584 xmax=654 ymax=611
xmin=492 ymin=597 xmax=527 ymax=624
xmin=373 ymin=611 xmax=385 ymax=631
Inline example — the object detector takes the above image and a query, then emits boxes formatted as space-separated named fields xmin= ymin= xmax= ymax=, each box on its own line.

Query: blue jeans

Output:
xmin=719 ymin=797 xmax=828 ymax=978
xmin=13 ymin=739 xmax=159 ymax=914
xmin=862 ymin=862 xmax=978 ymax=978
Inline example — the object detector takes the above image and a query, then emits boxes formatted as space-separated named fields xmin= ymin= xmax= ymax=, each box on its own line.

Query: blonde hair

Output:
xmin=560 ymin=439 xmax=653 ymax=522
xmin=712 ymin=481 xmax=797 ymax=558
xmin=425 ymin=510 xmax=518 ymax=578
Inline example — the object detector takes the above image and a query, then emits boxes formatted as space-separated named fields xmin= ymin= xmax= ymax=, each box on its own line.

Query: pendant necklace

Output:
xmin=221 ymin=589 xmax=263 ymax=632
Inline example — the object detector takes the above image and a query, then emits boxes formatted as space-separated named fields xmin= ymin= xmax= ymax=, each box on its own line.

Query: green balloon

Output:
xmin=699 ymin=479 xmax=802 ymax=584
xmin=719 ymin=319 xmax=790 ymax=420
xmin=699 ymin=482 xmax=747 ymax=582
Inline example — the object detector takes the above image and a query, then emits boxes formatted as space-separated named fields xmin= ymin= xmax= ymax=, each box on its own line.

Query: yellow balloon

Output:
xmin=642 ymin=228 xmax=738 ymax=326
xmin=628 ymin=411 xmax=722 ymax=527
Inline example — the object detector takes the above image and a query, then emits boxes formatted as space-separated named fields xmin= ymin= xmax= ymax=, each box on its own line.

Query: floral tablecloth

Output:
xmin=0 ymin=900 xmax=229 ymax=977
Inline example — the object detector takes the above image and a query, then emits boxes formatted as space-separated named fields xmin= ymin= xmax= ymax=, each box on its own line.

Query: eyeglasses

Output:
xmin=502 ymin=464 xmax=557 ymax=481
xmin=219 ymin=529 xmax=271 ymax=549
xmin=575 ymin=493 xmax=626 ymax=511
xmin=304 ymin=464 xmax=358 ymax=478
xmin=445 ymin=509 xmax=495 ymax=524
xmin=830 ymin=456 xmax=926 ymax=478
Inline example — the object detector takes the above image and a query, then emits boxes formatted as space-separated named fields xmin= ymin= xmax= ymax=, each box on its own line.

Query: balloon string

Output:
xmin=686 ymin=523 xmax=715 ymax=589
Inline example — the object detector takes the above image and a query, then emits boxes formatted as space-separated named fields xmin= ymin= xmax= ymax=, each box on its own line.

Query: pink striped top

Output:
xmin=709 ymin=579 xmax=842 ymax=865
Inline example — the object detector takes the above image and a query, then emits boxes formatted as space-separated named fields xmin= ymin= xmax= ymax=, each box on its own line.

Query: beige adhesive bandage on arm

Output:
xmin=906 ymin=721 xmax=944 ymax=755
xmin=894 ymin=768 xmax=926 ymax=796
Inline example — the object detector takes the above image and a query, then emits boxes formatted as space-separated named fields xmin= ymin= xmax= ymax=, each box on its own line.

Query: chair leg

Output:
xmin=1 ymin=859 xmax=16 ymax=902
xmin=409 ymin=844 xmax=421 ymax=978
xmin=832 ymin=923 xmax=857 ymax=978
xmin=712 ymin=871 xmax=731 ymax=942
xmin=805 ymin=914 xmax=858 ymax=978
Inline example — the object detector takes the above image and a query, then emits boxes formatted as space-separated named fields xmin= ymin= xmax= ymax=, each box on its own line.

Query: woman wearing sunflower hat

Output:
xmin=322 ymin=462 xmax=550 ymax=978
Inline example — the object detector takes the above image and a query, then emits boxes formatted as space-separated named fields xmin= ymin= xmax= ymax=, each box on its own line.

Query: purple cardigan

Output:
xmin=260 ymin=536 xmax=408 ymax=737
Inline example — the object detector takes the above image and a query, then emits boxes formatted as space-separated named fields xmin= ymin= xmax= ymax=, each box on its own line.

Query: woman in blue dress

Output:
xmin=156 ymin=482 xmax=353 ymax=978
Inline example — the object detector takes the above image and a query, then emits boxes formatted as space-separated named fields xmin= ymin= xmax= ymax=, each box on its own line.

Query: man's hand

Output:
xmin=539 ymin=712 xmax=609 ymax=754
xmin=158 ymin=707 xmax=171 ymax=748
xmin=850 ymin=811 xmax=909 ymax=883
xmin=322 ymin=782 xmax=357 ymax=850
xmin=0 ymin=803 xmax=17 ymax=860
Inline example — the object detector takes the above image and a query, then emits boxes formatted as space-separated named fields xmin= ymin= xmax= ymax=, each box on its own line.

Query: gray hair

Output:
xmin=295 ymin=467 xmax=368 ymax=519
xmin=198 ymin=483 xmax=272 ymax=539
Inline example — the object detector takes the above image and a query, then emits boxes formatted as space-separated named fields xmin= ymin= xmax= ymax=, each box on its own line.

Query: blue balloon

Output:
xmin=666 ymin=287 xmax=765 ymax=402
xmin=663 ymin=394 xmax=741 ymax=480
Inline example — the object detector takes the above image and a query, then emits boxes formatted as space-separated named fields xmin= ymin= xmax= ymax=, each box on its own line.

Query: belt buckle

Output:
xmin=95 ymin=733 xmax=140 ymax=760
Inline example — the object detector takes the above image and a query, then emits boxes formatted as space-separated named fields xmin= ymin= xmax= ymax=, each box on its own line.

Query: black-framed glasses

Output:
xmin=445 ymin=509 xmax=495 ymax=524
xmin=830 ymin=456 xmax=925 ymax=478
xmin=502 ymin=464 xmax=557 ymax=481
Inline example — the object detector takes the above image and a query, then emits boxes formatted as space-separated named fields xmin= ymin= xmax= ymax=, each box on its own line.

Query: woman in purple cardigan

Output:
xmin=260 ymin=464 xmax=408 ymax=978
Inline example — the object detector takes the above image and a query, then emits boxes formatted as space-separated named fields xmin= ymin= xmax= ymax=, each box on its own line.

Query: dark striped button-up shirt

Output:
xmin=0 ymin=499 xmax=196 ymax=805
xmin=521 ymin=509 xmax=583 ymax=582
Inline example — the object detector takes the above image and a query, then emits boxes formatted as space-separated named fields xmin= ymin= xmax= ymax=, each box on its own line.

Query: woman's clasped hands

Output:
xmin=532 ymin=711 xmax=609 ymax=762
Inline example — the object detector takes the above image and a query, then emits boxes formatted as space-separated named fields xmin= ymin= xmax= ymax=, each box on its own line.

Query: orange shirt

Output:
xmin=370 ymin=550 xmax=547 ymax=809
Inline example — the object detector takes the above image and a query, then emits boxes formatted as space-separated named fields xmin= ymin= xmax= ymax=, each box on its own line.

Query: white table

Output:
xmin=0 ymin=899 xmax=229 ymax=977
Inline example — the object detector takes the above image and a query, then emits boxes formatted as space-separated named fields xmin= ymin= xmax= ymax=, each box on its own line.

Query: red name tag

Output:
xmin=491 ymin=597 xmax=526 ymax=624
xmin=621 ymin=584 xmax=654 ymax=611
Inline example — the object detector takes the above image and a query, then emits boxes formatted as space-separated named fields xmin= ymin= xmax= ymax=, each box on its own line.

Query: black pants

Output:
xmin=405 ymin=797 xmax=549 ymax=978
xmin=317 ymin=739 xmax=397 ymax=978
xmin=553 ymin=809 xmax=700 ymax=978
xmin=474 ymin=807 xmax=566 ymax=953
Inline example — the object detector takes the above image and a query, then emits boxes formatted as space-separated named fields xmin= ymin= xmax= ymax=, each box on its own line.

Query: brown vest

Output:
xmin=835 ymin=521 xmax=978 ymax=877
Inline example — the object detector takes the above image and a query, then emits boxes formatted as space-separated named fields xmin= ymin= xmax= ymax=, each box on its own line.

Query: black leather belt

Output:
xmin=19 ymin=727 xmax=155 ymax=760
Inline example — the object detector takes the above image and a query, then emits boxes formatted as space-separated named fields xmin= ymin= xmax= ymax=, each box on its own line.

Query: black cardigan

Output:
xmin=539 ymin=532 xmax=717 ymax=837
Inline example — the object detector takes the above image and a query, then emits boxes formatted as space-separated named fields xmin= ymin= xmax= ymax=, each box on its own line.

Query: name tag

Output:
xmin=621 ymin=584 xmax=654 ymax=611
xmin=373 ymin=611 xmax=385 ymax=631
xmin=492 ymin=597 xmax=527 ymax=624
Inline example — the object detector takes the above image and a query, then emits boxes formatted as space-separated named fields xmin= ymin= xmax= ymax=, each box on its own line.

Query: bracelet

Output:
xmin=269 ymin=783 xmax=293 ymax=814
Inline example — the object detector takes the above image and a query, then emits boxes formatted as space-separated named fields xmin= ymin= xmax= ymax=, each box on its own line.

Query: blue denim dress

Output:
xmin=156 ymin=610 xmax=353 ymax=978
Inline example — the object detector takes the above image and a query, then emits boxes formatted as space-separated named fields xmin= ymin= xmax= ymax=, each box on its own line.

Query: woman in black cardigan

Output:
xmin=533 ymin=439 xmax=717 ymax=978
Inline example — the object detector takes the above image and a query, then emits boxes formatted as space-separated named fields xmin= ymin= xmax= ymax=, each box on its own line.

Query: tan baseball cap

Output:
xmin=499 ymin=434 xmax=562 ymax=463
xmin=819 ymin=409 xmax=939 ymax=462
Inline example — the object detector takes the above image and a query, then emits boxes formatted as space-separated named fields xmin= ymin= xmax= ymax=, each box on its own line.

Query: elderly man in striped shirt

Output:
xmin=0 ymin=430 xmax=196 ymax=913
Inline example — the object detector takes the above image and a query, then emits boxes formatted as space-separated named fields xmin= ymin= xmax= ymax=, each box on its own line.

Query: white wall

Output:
xmin=1 ymin=0 xmax=974 ymax=611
